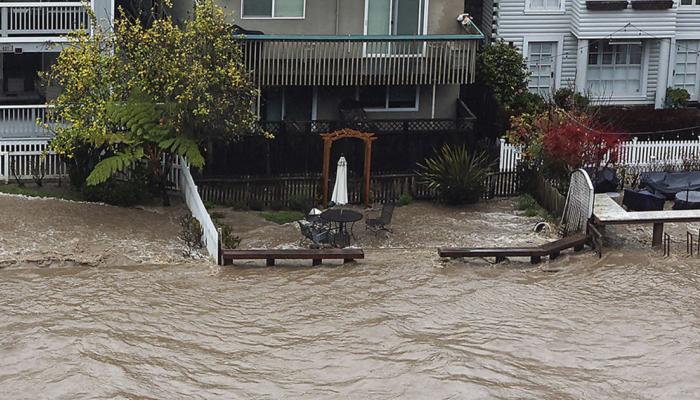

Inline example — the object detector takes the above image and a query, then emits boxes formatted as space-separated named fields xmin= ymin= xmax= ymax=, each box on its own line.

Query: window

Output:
xmin=242 ymin=0 xmax=304 ymax=18
xmin=680 ymin=0 xmax=700 ymax=6
xmin=358 ymin=85 xmax=419 ymax=111
xmin=526 ymin=0 xmax=564 ymax=12
xmin=587 ymin=40 xmax=644 ymax=98
xmin=674 ymin=40 xmax=700 ymax=100
xmin=365 ymin=0 xmax=426 ymax=54
xmin=527 ymin=42 xmax=556 ymax=96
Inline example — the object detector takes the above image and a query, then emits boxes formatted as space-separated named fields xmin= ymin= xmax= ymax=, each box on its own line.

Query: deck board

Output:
xmin=593 ymin=194 xmax=700 ymax=225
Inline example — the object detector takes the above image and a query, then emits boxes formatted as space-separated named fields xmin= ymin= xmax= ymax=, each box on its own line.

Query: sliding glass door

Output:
xmin=366 ymin=0 xmax=425 ymax=55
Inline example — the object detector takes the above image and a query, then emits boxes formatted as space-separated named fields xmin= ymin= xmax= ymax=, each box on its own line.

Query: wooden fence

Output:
xmin=530 ymin=171 xmax=567 ymax=217
xmin=196 ymin=171 xmax=522 ymax=208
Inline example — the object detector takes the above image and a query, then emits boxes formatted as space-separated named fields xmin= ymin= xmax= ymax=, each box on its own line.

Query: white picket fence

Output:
xmin=0 ymin=139 xmax=65 ymax=183
xmin=499 ymin=137 xmax=700 ymax=172
xmin=179 ymin=156 xmax=219 ymax=262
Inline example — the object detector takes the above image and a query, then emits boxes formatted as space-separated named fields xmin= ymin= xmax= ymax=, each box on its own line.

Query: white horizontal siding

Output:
xmin=646 ymin=40 xmax=660 ymax=103
xmin=571 ymin=1 xmax=677 ymax=39
xmin=676 ymin=9 xmax=700 ymax=39
xmin=482 ymin=0 xmax=495 ymax=39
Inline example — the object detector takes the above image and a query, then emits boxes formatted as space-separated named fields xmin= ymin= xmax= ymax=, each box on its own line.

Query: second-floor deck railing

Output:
xmin=240 ymin=34 xmax=482 ymax=87
xmin=0 ymin=2 xmax=88 ymax=37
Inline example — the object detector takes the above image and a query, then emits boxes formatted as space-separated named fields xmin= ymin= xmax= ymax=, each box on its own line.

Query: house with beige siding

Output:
xmin=173 ymin=0 xmax=483 ymax=136
xmin=481 ymin=0 xmax=700 ymax=108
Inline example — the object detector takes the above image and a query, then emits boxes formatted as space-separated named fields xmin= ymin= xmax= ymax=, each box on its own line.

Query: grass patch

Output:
xmin=261 ymin=210 xmax=305 ymax=225
xmin=0 ymin=185 xmax=83 ymax=201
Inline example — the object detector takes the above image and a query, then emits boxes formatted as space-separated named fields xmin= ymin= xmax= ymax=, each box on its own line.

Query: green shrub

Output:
xmin=397 ymin=193 xmax=413 ymax=207
xmin=417 ymin=144 xmax=494 ymax=205
xmin=666 ymin=87 xmax=690 ymax=108
xmin=81 ymin=177 xmax=149 ymax=207
xmin=261 ymin=211 xmax=304 ymax=225
xmin=219 ymin=223 xmax=241 ymax=249
xmin=512 ymin=91 xmax=546 ymax=115
xmin=552 ymin=88 xmax=590 ymax=110
xmin=179 ymin=213 xmax=203 ymax=257
xmin=476 ymin=41 xmax=529 ymax=111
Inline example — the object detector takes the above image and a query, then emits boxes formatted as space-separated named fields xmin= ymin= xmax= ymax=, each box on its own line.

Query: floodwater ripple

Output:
xmin=1 ymin=255 xmax=700 ymax=399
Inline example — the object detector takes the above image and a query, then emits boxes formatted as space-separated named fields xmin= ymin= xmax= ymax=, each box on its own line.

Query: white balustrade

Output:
xmin=0 ymin=2 xmax=88 ymax=37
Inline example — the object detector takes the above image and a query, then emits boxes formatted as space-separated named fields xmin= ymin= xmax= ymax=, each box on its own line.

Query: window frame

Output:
xmin=679 ymin=0 xmax=700 ymax=7
xmin=356 ymin=85 xmax=420 ymax=112
xmin=523 ymin=35 xmax=564 ymax=95
xmin=585 ymin=39 xmax=648 ymax=101
xmin=524 ymin=0 xmax=566 ymax=14
xmin=362 ymin=0 xmax=430 ymax=57
xmin=672 ymin=39 xmax=700 ymax=101
xmin=241 ymin=0 xmax=306 ymax=20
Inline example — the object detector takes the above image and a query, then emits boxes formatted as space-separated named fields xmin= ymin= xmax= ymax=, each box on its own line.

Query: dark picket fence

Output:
xmin=196 ymin=171 xmax=522 ymax=208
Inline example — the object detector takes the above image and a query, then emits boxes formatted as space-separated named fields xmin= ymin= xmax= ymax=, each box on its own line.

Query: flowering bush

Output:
xmin=505 ymin=108 xmax=567 ymax=166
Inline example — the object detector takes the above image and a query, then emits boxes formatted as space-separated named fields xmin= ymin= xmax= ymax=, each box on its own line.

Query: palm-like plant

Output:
xmin=417 ymin=144 xmax=494 ymax=205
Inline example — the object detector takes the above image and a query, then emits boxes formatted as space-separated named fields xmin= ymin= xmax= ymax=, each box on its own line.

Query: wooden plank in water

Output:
xmin=438 ymin=233 xmax=588 ymax=264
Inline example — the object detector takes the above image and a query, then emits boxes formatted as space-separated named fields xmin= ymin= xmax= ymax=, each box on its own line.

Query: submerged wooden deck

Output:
xmin=593 ymin=193 xmax=700 ymax=247
xmin=438 ymin=233 xmax=589 ymax=264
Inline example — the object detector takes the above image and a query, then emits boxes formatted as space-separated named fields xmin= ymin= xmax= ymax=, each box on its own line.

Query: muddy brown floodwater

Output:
xmin=1 ymin=197 xmax=700 ymax=399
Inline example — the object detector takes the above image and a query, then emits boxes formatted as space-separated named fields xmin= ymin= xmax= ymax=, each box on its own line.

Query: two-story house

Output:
xmin=173 ymin=0 xmax=483 ymax=138
xmin=0 ymin=0 xmax=113 ymax=139
xmin=482 ymin=0 xmax=700 ymax=108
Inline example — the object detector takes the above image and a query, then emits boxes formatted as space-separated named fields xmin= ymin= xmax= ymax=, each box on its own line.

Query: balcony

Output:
xmin=0 ymin=2 xmax=89 ymax=39
xmin=240 ymin=33 xmax=483 ymax=87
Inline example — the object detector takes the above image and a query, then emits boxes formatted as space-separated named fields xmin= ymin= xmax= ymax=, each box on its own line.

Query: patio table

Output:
xmin=320 ymin=209 xmax=363 ymax=248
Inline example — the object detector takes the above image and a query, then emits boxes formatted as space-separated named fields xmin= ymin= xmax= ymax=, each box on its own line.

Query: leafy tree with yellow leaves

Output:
xmin=45 ymin=0 xmax=258 ymax=205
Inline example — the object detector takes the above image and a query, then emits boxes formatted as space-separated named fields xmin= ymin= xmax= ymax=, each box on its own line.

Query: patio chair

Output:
xmin=298 ymin=220 xmax=331 ymax=247
xmin=365 ymin=203 xmax=395 ymax=236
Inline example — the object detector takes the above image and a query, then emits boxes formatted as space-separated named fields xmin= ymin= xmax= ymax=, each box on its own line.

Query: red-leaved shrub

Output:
xmin=543 ymin=116 xmax=623 ymax=172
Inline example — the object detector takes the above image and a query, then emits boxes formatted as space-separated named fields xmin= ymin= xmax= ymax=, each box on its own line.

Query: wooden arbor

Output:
xmin=321 ymin=129 xmax=377 ymax=207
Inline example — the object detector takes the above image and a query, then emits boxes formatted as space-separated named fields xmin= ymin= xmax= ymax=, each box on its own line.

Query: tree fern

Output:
xmin=159 ymin=137 xmax=205 ymax=168
xmin=85 ymin=149 xmax=143 ymax=186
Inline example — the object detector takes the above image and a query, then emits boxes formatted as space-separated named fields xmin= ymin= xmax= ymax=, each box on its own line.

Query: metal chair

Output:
xmin=298 ymin=220 xmax=331 ymax=247
xmin=365 ymin=203 xmax=395 ymax=236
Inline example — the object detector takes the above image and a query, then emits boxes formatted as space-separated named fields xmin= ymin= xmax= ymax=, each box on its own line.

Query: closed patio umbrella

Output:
xmin=331 ymin=156 xmax=348 ymax=205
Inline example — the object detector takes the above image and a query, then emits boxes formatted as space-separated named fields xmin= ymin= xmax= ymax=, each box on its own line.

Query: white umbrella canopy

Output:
xmin=331 ymin=156 xmax=349 ymax=205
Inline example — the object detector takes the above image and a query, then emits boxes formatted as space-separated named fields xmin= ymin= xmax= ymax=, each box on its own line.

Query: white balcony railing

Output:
xmin=0 ymin=2 xmax=89 ymax=37
xmin=0 ymin=105 xmax=55 ymax=138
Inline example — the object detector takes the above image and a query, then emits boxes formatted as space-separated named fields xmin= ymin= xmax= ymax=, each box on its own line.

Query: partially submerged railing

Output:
xmin=241 ymin=34 xmax=481 ymax=86
xmin=179 ymin=156 xmax=219 ymax=262
xmin=0 ymin=2 xmax=89 ymax=37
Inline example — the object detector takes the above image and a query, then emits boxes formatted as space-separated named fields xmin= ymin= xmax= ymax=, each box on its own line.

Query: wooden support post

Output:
xmin=530 ymin=256 xmax=541 ymax=264
xmin=312 ymin=259 xmax=322 ymax=266
xmin=652 ymin=223 xmax=664 ymax=248
xmin=266 ymin=258 xmax=275 ymax=266
xmin=321 ymin=139 xmax=332 ymax=206
xmin=574 ymin=244 xmax=584 ymax=252
xmin=363 ymin=141 xmax=372 ymax=207
xmin=550 ymin=251 xmax=560 ymax=260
